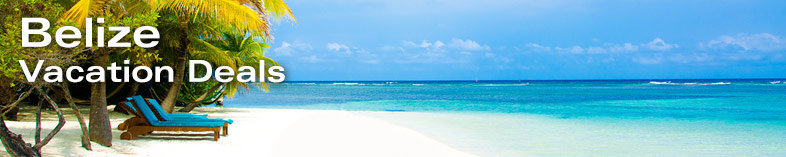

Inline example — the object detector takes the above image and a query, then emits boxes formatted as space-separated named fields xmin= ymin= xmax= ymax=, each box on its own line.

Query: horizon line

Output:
xmin=279 ymin=78 xmax=786 ymax=82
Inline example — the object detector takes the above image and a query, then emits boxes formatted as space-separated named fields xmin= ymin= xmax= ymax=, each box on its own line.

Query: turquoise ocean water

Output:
xmin=225 ymin=79 xmax=786 ymax=156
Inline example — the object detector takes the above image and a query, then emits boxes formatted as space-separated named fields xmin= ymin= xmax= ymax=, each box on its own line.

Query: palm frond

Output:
xmin=189 ymin=37 xmax=237 ymax=68
xmin=263 ymin=0 xmax=296 ymax=22
xmin=148 ymin=0 xmax=272 ymax=39
xmin=61 ymin=0 xmax=110 ymax=27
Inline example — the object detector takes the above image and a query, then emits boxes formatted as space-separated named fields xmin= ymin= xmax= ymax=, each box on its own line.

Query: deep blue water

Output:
xmin=224 ymin=79 xmax=786 ymax=123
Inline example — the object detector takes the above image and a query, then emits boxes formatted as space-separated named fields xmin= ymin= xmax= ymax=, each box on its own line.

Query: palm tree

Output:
xmin=60 ymin=0 xmax=294 ymax=147
xmin=178 ymin=32 xmax=280 ymax=112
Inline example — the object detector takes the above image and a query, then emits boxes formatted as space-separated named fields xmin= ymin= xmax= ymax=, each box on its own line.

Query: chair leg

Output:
xmin=121 ymin=132 xmax=133 ymax=140
xmin=118 ymin=123 xmax=127 ymax=131
xmin=213 ymin=128 xmax=220 ymax=141
xmin=118 ymin=117 xmax=143 ymax=131
xmin=123 ymin=126 xmax=152 ymax=140
xmin=222 ymin=124 xmax=228 ymax=136
xmin=118 ymin=118 xmax=135 ymax=130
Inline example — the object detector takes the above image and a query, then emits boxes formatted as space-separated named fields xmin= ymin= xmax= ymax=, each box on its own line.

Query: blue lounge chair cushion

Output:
xmin=131 ymin=96 xmax=226 ymax=127
xmin=129 ymin=96 xmax=233 ymax=124
xmin=125 ymin=97 xmax=207 ymax=118
xmin=124 ymin=101 xmax=234 ymax=124
xmin=122 ymin=101 xmax=137 ymax=113
xmin=122 ymin=101 xmax=205 ymax=117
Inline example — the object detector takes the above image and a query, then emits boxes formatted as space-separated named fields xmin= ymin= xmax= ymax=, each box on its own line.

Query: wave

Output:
xmin=332 ymin=83 xmax=363 ymax=85
xmin=649 ymin=81 xmax=731 ymax=86
xmin=412 ymin=84 xmax=426 ymax=86
xmin=771 ymin=81 xmax=784 ymax=84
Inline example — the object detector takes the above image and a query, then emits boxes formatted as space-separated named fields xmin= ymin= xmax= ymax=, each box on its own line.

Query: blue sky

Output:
xmin=267 ymin=0 xmax=786 ymax=81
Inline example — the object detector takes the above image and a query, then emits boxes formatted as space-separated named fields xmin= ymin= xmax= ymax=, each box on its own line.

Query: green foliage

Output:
xmin=189 ymin=32 xmax=279 ymax=98
xmin=103 ymin=11 xmax=162 ymax=66
xmin=0 ymin=0 xmax=70 ymax=83
xmin=3 ymin=0 xmax=293 ymax=107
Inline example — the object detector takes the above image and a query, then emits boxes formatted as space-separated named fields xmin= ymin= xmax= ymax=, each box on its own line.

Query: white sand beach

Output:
xmin=0 ymin=108 xmax=473 ymax=157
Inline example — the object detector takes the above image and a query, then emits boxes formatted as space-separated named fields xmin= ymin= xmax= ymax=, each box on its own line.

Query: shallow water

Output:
xmin=225 ymin=79 xmax=786 ymax=155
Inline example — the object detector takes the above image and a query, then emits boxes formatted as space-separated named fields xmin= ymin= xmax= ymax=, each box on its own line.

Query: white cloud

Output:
xmin=525 ymin=43 xmax=551 ymax=52
xmin=524 ymin=37 xmax=676 ymax=54
xmin=404 ymin=40 xmax=445 ymax=50
xmin=642 ymin=38 xmax=678 ymax=51
xmin=586 ymin=46 xmax=607 ymax=54
xmin=273 ymin=42 xmax=293 ymax=56
xmin=396 ymin=38 xmax=491 ymax=64
xmin=433 ymin=41 xmax=445 ymax=49
xmin=700 ymin=33 xmax=785 ymax=51
xmin=449 ymin=38 xmax=490 ymax=51
xmin=420 ymin=40 xmax=445 ymax=48
xmin=273 ymin=41 xmax=312 ymax=56
xmin=608 ymin=43 xmax=638 ymax=52
xmin=327 ymin=43 xmax=353 ymax=54
xmin=327 ymin=43 xmax=349 ymax=51
xmin=555 ymin=46 xmax=584 ymax=54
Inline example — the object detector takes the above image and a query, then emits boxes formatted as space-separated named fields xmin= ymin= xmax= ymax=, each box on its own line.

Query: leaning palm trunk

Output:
xmin=88 ymin=52 xmax=112 ymax=147
xmin=160 ymin=16 xmax=190 ymax=113
xmin=178 ymin=83 xmax=224 ymax=112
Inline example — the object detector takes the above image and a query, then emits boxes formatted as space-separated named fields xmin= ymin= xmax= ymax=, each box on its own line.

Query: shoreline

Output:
xmin=0 ymin=107 xmax=474 ymax=156
xmin=5 ymin=106 xmax=786 ymax=156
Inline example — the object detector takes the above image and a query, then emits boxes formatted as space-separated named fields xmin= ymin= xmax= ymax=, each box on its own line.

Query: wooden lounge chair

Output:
xmin=120 ymin=96 xmax=229 ymax=141
xmin=117 ymin=97 xmax=232 ymax=135
xmin=116 ymin=100 xmax=144 ymax=131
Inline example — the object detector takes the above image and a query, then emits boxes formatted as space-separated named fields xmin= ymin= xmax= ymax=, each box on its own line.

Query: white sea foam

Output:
xmin=649 ymin=81 xmax=730 ymax=86
xmin=412 ymin=84 xmax=426 ymax=86
xmin=771 ymin=81 xmax=783 ymax=84
xmin=649 ymin=81 xmax=672 ymax=85
xmin=708 ymin=82 xmax=731 ymax=85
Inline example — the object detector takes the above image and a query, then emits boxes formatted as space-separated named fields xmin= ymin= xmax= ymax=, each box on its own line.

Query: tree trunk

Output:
xmin=0 ymin=84 xmax=39 ymax=156
xmin=160 ymin=50 xmax=186 ymax=113
xmin=178 ymin=83 xmax=223 ymax=112
xmin=88 ymin=52 xmax=112 ymax=147
xmin=2 ymin=88 xmax=34 ymax=120
xmin=160 ymin=15 xmax=190 ymax=113
xmin=58 ymin=83 xmax=92 ymax=150
xmin=35 ymin=100 xmax=43 ymax=144
xmin=0 ymin=116 xmax=40 ymax=157
xmin=33 ymin=87 xmax=66 ymax=151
